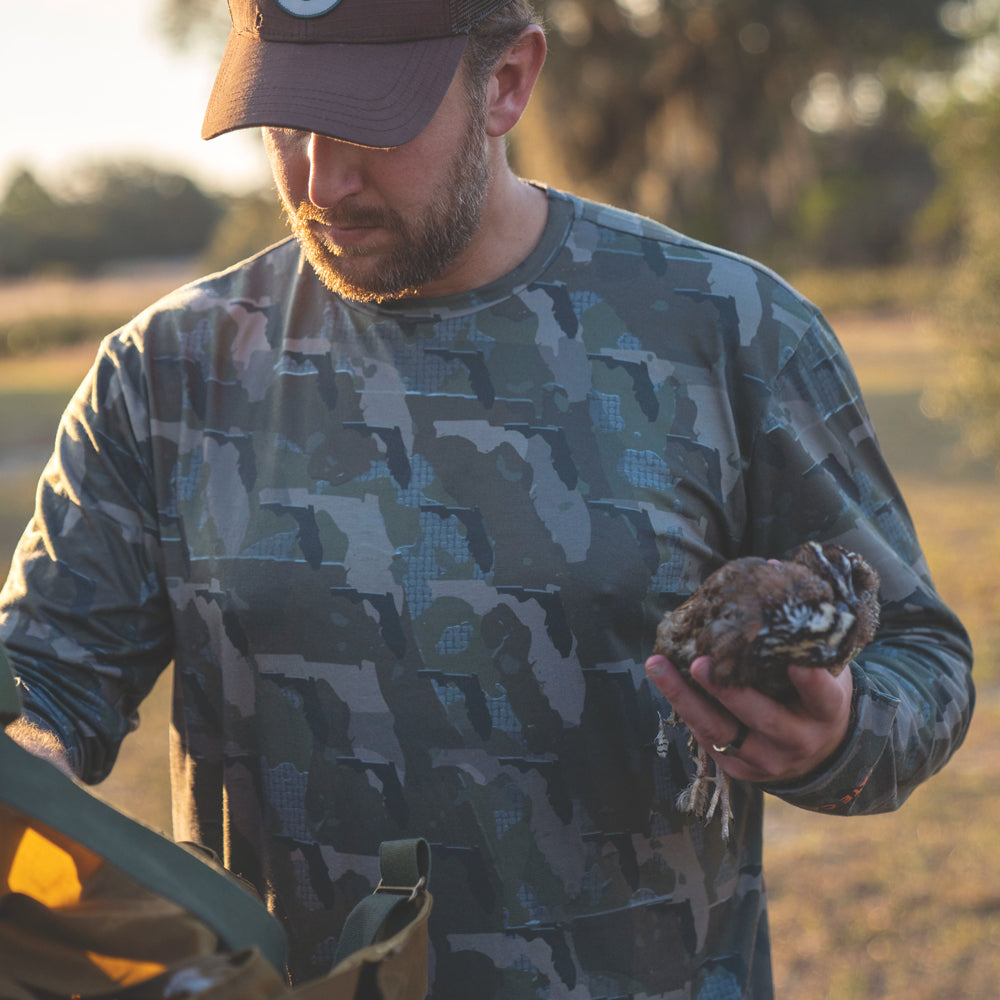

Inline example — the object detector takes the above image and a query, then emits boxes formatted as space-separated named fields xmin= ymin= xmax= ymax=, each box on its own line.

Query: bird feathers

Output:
xmin=654 ymin=541 xmax=880 ymax=701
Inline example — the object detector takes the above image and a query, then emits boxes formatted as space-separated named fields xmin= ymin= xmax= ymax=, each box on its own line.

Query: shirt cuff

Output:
xmin=759 ymin=663 xmax=900 ymax=814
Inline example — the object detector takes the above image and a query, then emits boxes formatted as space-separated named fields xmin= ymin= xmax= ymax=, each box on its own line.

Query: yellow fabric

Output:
xmin=0 ymin=806 xmax=219 ymax=997
xmin=6 ymin=823 xmax=88 ymax=906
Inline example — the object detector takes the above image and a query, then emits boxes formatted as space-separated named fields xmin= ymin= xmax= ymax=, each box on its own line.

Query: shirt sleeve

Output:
xmin=744 ymin=311 xmax=974 ymax=814
xmin=0 ymin=331 xmax=172 ymax=782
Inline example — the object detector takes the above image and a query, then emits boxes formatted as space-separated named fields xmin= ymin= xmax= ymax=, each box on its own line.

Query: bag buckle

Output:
xmin=373 ymin=876 xmax=426 ymax=902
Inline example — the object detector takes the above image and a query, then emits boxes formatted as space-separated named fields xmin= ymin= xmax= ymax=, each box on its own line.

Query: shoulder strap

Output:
xmin=0 ymin=732 xmax=288 ymax=973
xmin=0 ymin=643 xmax=287 ymax=974
xmin=0 ymin=643 xmax=20 ymax=724
xmin=331 ymin=839 xmax=431 ymax=967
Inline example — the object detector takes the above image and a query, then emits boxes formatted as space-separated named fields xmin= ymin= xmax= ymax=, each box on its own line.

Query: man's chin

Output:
xmin=304 ymin=251 xmax=417 ymax=304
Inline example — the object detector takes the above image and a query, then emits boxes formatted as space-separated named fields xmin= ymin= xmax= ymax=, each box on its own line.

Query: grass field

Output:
xmin=1 ymin=266 xmax=997 ymax=997
xmin=760 ymin=301 xmax=1000 ymax=999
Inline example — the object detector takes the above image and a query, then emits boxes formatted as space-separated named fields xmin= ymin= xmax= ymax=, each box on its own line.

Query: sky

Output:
xmin=2 ymin=1 xmax=272 ymax=196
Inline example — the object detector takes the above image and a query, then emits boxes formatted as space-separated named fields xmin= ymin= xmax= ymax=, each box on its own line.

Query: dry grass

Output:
xmin=0 ymin=263 xmax=195 ymax=326
xmin=833 ymin=308 xmax=1000 ymax=683
xmin=764 ymin=302 xmax=1000 ymax=999
xmin=766 ymin=700 xmax=1000 ymax=1000
xmin=0 ymin=341 xmax=103 ymax=392
xmin=900 ymin=480 xmax=1000 ymax=677
xmin=1 ymin=270 xmax=998 ymax=995
xmin=0 ymin=262 xmax=198 ymax=358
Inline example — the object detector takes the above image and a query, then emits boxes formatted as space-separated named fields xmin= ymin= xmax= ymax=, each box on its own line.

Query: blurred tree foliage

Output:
xmin=158 ymin=0 xmax=232 ymax=51
xmin=922 ymin=101 xmax=1000 ymax=461
xmin=518 ymin=0 xmax=956 ymax=264
xmin=918 ymin=3 xmax=1000 ymax=462
xmin=0 ymin=163 xmax=223 ymax=277
xmin=1 ymin=3 xmax=994 ymax=297
xmin=200 ymin=190 xmax=290 ymax=273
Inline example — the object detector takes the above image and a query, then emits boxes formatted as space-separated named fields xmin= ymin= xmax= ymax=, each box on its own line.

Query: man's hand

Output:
xmin=645 ymin=653 xmax=854 ymax=784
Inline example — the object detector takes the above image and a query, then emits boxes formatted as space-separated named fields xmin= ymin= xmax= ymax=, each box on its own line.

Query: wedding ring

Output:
xmin=712 ymin=720 xmax=750 ymax=757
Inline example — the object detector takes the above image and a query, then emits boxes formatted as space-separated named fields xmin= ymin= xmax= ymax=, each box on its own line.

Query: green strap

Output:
xmin=378 ymin=838 xmax=430 ymax=891
xmin=0 ymin=638 xmax=287 ymax=972
xmin=0 ymin=642 xmax=20 ymax=725
xmin=331 ymin=838 xmax=431 ymax=967
xmin=0 ymin=732 xmax=288 ymax=972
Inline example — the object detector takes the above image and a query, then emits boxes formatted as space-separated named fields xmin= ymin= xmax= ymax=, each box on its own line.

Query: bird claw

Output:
xmin=698 ymin=768 xmax=732 ymax=843
xmin=657 ymin=712 xmax=733 ymax=843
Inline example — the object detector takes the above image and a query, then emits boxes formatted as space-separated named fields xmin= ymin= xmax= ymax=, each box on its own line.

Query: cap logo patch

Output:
xmin=274 ymin=0 xmax=343 ymax=17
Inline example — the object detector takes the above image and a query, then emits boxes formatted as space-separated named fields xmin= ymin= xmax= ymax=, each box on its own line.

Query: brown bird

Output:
xmin=653 ymin=540 xmax=880 ymax=841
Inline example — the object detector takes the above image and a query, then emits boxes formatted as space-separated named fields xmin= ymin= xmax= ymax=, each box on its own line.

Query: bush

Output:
xmin=0 ymin=164 xmax=224 ymax=278
xmin=199 ymin=190 xmax=290 ymax=274
xmin=921 ymin=97 xmax=1000 ymax=463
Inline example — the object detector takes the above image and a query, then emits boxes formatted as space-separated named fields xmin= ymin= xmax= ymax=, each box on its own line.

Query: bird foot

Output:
xmin=678 ymin=768 xmax=732 ymax=844
xmin=657 ymin=714 xmax=733 ymax=842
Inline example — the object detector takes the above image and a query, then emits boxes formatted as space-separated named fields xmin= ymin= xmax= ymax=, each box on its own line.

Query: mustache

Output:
xmin=290 ymin=202 xmax=402 ymax=231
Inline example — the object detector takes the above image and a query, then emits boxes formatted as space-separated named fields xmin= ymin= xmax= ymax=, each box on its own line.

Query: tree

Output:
xmin=516 ymin=0 xmax=957 ymax=258
xmin=200 ymin=191 xmax=291 ymax=273
xmin=0 ymin=169 xmax=62 ymax=275
xmin=158 ymin=0 xmax=231 ymax=51
xmin=73 ymin=163 xmax=224 ymax=263
xmin=917 ymin=2 xmax=1000 ymax=462
xmin=0 ymin=163 xmax=223 ymax=276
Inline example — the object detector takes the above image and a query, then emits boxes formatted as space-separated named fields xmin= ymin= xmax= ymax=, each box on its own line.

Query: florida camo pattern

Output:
xmin=0 ymin=190 xmax=973 ymax=997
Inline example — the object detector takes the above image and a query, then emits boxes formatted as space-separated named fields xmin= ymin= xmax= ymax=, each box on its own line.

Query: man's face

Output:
xmin=264 ymin=73 xmax=491 ymax=303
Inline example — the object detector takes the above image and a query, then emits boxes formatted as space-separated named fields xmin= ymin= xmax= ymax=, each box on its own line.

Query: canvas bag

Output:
xmin=0 ymin=641 xmax=432 ymax=1000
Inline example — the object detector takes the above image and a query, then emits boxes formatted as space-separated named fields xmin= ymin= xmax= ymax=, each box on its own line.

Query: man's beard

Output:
xmin=282 ymin=114 xmax=491 ymax=303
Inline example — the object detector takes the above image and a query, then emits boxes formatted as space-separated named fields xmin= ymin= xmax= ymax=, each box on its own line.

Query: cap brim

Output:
xmin=202 ymin=32 xmax=469 ymax=148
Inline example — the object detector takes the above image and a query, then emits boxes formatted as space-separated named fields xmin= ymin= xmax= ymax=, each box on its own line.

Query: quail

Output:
xmin=653 ymin=541 xmax=880 ymax=841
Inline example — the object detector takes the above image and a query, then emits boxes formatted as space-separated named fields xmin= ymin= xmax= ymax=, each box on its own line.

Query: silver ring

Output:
xmin=712 ymin=720 xmax=749 ymax=757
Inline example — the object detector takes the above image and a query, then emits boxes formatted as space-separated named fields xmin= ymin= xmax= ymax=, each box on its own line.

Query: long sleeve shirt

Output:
xmin=0 ymin=188 xmax=973 ymax=997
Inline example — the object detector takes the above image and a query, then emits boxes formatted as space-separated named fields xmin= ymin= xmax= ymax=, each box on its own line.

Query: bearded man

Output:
xmin=2 ymin=2 xmax=973 ymax=997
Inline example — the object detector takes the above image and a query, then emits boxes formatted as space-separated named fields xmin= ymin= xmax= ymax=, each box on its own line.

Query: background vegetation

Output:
xmin=4 ymin=0 xmax=1000 ymax=996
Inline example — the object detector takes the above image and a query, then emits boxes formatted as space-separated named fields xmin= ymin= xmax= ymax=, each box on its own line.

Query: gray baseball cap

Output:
xmin=202 ymin=0 xmax=516 ymax=147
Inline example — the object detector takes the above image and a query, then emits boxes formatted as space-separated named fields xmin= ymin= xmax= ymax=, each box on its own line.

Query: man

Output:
xmin=1 ymin=1 xmax=973 ymax=997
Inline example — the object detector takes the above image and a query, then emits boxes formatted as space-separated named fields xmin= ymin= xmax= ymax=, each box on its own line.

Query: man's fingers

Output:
xmin=687 ymin=656 xmax=778 ymax=726
xmin=646 ymin=655 xmax=718 ymax=728
xmin=647 ymin=654 xmax=748 ymax=755
xmin=689 ymin=658 xmax=851 ymax=725
xmin=646 ymin=654 xmax=855 ymax=782
xmin=787 ymin=663 xmax=853 ymax=721
xmin=685 ymin=657 xmax=854 ymax=781
xmin=645 ymin=654 xmax=690 ymax=705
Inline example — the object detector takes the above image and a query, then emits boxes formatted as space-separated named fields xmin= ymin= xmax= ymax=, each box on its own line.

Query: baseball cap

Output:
xmin=203 ymin=0 xmax=516 ymax=148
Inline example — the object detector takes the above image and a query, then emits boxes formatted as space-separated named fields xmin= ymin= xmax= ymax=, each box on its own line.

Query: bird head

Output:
xmin=793 ymin=540 xmax=876 ymax=608
xmin=754 ymin=541 xmax=880 ymax=671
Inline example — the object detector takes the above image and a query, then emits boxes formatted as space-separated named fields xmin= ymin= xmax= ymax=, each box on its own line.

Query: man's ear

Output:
xmin=485 ymin=26 xmax=547 ymax=138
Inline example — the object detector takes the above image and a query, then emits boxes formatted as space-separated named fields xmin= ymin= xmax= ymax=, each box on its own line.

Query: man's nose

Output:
xmin=307 ymin=133 xmax=365 ymax=208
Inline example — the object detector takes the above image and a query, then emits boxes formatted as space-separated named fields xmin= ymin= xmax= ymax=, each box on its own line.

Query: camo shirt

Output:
xmin=1 ymin=188 xmax=974 ymax=998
